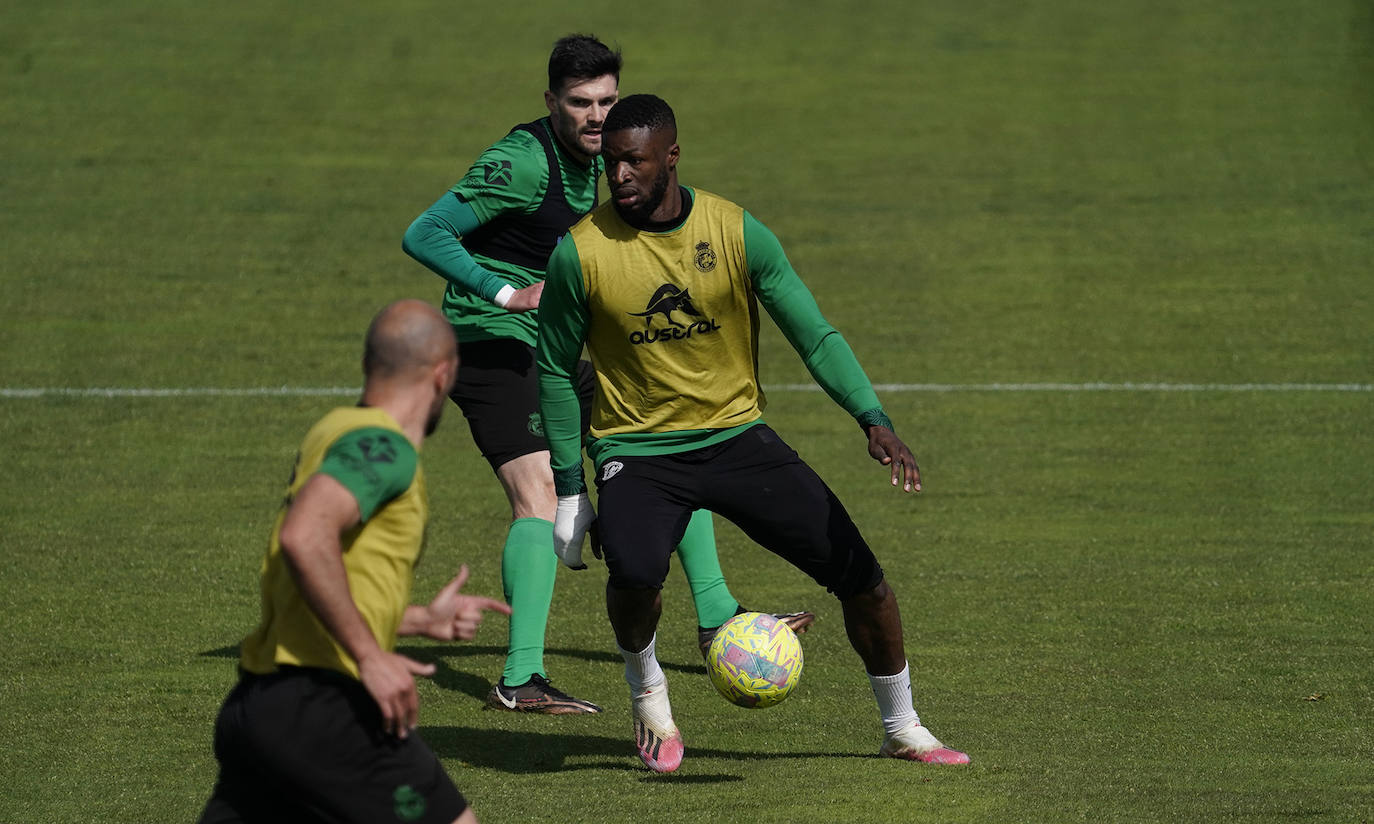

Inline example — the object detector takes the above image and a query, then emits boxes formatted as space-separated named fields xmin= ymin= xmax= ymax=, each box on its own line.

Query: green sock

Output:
xmin=676 ymin=509 xmax=740 ymax=629
xmin=500 ymin=517 xmax=557 ymax=685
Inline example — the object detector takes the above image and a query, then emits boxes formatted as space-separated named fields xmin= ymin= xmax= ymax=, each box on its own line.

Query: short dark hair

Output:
xmin=603 ymin=93 xmax=675 ymax=134
xmin=548 ymin=34 xmax=622 ymax=93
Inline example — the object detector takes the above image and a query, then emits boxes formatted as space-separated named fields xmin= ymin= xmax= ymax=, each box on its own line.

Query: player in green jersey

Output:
xmin=536 ymin=95 xmax=969 ymax=773
xmin=199 ymin=300 xmax=511 ymax=824
xmin=403 ymin=36 xmax=812 ymax=714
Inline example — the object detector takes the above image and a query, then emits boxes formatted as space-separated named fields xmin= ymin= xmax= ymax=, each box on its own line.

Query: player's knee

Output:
xmin=839 ymin=574 xmax=891 ymax=604
xmin=607 ymin=569 xmax=668 ymax=592
xmin=498 ymin=463 xmax=557 ymax=520
xmin=508 ymin=487 xmax=556 ymax=521
xmin=827 ymin=555 xmax=886 ymax=602
xmin=602 ymin=535 xmax=674 ymax=591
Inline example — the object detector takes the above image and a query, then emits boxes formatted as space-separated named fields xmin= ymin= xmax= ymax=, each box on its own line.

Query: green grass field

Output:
xmin=3 ymin=1 xmax=1371 ymax=822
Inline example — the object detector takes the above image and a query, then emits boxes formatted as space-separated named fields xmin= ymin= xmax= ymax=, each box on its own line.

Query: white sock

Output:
xmin=619 ymin=634 xmax=666 ymax=694
xmin=869 ymin=662 xmax=920 ymax=736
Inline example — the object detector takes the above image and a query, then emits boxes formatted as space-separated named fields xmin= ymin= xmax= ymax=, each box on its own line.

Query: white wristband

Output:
xmin=492 ymin=284 xmax=517 ymax=308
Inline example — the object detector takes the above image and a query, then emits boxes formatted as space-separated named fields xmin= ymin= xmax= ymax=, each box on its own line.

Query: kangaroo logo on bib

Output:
xmin=626 ymin=284 xmax=721 ymax=345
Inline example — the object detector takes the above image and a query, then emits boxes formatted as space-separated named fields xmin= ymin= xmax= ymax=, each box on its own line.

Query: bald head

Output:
xmin=363 ymin=299 xmax=457 ymax=382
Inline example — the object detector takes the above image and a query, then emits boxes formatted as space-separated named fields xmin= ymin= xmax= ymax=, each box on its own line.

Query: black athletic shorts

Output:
xmin=449 ymin=337 xmax=595 ymax=471
xmin=198 ymin=667 xmax=467 ymax=824
xmin=592 ymin=424 xmax=884 ymax=600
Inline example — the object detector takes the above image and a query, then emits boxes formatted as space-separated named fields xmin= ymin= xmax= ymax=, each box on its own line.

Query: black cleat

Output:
xmin=485 ymin=674 xmax=603 ymax=714
xmin=697 ymin=610 xmax=816 ymax=659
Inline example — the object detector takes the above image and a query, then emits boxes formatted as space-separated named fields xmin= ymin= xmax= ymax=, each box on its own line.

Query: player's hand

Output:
xmin=865 ymin=425 xmax=922 ymax=493
xmin=503 ymin=282 xmax=544 ymax=313
xmin=419 ymin=564 xmax=512 ymax=641
xmin=553 ymin=493 xmax=598 ymax=569
xmin=356 ymin=650 xmax=435 ymax=740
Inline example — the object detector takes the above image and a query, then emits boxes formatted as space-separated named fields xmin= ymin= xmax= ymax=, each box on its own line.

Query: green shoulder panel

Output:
xmin=316 ymin=427 xmax=419 ymax=522
xmin=450 ymin=129 xmax=547 ymax=224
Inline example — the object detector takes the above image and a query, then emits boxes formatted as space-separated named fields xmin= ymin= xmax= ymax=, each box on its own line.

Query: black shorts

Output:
xmin=593 ymin=424 xmax=884 ymax=600
xmin=449 ymin=337 xmax=595 ymax=471
xmin=198 ymin=667 xmax=466 ymax=824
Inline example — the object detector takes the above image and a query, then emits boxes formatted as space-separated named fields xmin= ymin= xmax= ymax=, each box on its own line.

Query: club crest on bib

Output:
xmin=694 ymin=240 xmax=717 ymax=272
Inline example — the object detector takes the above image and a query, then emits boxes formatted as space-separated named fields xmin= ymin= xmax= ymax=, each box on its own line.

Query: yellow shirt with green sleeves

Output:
xmin=239 ymin=406 xmax=426 ymax=680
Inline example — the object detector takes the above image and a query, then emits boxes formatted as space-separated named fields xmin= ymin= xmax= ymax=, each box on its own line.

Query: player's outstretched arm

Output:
xmin=400 ymin=564 xmax=512 ymax=641
xmin=864 ymin=424 xmax=922 ymax=493
xmin=745 ymin=212 xmax=890 ymax=416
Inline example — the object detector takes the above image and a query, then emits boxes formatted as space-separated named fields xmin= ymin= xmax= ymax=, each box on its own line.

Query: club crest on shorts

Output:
xmin=527 ymin=413 xmax=544 ymax=437
xmin=601 ymin=460 xmax=624 ymax=482
xmin=392 ymin=785 xmax=426 ymax=822
xmin=694 ymin=240 xmax=717 ymax=272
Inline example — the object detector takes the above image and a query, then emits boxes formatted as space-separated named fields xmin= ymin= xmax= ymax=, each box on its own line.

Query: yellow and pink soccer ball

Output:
xmin=705 ymin=612 xmax=804 ymax=708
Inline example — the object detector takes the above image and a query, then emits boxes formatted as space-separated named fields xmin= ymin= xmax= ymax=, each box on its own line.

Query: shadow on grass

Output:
xmin=196 ymin=643 xmax=707 ymax=705
xmin=400 ymin=644 xmax=707 ymax=702
xmin=421 ymin=725 xmax=868 ymax=776
xmin=399 ymin=643 xmax=707 ymax=674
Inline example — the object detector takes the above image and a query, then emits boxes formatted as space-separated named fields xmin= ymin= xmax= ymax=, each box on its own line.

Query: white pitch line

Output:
xmin=872 ymin=382 xmax=1373 ymax=392
xmin=1 ymin=382 xmax=1371 ymax=398
xmin=0 ymin=387 xmax=359 ymax=398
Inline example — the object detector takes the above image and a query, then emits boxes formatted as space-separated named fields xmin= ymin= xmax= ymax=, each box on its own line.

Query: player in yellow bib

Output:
xmin=537 ymin=96 xmax=969 ymax=773
xmin=200 ymin=300 xmax=511 ymax=824
xmin=239 ymin=405 xmax=431 ymax=679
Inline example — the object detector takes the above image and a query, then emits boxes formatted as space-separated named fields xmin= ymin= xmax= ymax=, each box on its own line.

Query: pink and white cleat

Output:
xmin=879 ymin=721 xmax=970 ymax=765
xmin=632 ymin=682 xmax=684 ymax=773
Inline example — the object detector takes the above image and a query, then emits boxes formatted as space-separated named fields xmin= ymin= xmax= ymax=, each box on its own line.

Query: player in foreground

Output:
xmin=198 ymin=300 xmax=512 ymax=824
xmin=403 ymin=35 xmax=811 ymax=714
xmin=536 ymin=95 xmax=970 ymax=772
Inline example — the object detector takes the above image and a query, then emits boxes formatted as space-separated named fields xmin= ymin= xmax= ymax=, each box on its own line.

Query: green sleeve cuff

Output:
xmin=856 ymin=407 xmax=894 ymax=433
xmin=553 ymin=466 xmax=587 ymax=497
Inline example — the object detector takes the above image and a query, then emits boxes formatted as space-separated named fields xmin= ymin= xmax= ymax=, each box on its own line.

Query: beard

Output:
xmin=423 ymin=396 xmax=445 ymax=437
xmin=615 ymin=165 xmax=671 ymax=225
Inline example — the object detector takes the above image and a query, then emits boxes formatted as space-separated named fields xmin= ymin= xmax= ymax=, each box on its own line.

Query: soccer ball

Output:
xmin=706 ymin=612 xmax=803 ymax=708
